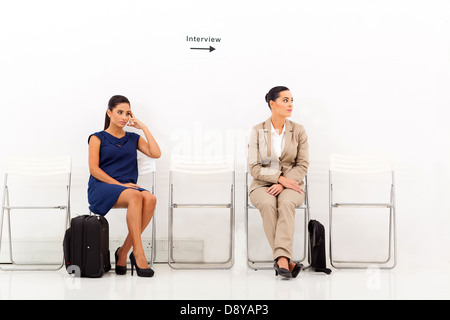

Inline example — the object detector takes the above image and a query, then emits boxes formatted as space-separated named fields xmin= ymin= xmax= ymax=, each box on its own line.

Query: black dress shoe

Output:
xmin=115 ymin=247 xmax=127 ymax=275
xmin=274 ymin=261 xmax=292 ymax=279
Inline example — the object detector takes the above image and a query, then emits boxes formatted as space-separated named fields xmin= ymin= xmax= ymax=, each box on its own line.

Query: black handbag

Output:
xmin=308 ymin=220 xmax=332 ymax=274
xmin=63 ymin=215 xmax=111 ymax=278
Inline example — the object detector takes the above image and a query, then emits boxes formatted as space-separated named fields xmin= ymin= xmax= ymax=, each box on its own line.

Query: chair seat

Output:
xmin=172 ymin=203 xmax=232 ymax=209
xmin=332 ymin=203 xmax=393 ymax=208
xmin=3 ymin=206 xmax=67 ymax=210
xmin=247 ymin=204 xmax=308 ymax=210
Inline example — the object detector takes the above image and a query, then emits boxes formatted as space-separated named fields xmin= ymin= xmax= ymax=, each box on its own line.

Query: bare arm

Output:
xmin=137 ymin=126 xmax=161 ymax=159
xmin=129 ymin=112 xmax=161 ymax=159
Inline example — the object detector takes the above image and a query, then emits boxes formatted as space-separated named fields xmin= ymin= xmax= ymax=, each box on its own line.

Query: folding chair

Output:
xmin=0 ymin=156 xmax=72 ymax=271
xmin=245 ymin=169 xmax=311 ymax=271
xmin=89 ymin=156 xmax=157 ymax=267
xmin=329 ymin=154 xmax=397 ymax=269
xmin=168 ymin=154 xmax=235 ymax=269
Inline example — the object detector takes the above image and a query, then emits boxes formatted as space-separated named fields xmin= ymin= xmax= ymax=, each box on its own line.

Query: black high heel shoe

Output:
xmin=115 ymin=247 xmax=127 ymax=275
xmin=129 ymin=252 xmax=154 ymax=278
xmin=274 ymin=260 xmax=292 ymax=280
xmin=291 ymin=262 xmax=303 ymax=278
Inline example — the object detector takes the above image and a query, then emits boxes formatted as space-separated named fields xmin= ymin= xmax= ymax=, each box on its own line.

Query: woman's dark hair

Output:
xmin=265 ymin=86 xmax=290 ymax=110
xmin=104 ymin=95 xmax=130 ymax=130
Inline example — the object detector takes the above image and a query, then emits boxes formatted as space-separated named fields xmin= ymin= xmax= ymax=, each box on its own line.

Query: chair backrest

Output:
xmin=6 ymin=156 xmax=72 ymax=177
xmin=329 ymin=154 xmax=393 ymax=175
xmin=137 ymin=156 xmax=156 ymax=176
xmin=170 ymin=154 xmax=235 ymax=175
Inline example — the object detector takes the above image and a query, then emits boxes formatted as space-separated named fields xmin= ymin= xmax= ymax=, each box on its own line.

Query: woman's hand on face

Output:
xmin=278 ymin=176 xmax=303 ymax=194
xmin=267 ymin=184 xmax=284 ymax=196
xmin=128 ymin=112 xmax=146 ymax=130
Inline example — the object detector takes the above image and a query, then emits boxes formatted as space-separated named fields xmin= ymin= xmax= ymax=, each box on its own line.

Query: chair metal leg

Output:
xmin=302 ymin=198 xmax=312 ymax=270
xmin=168 ymin=172 xmax=174 ymax=267
xmin=330 ymin=211 xmax=396 ymax=269
xmin=4 ymin=209 xmax=66 ymax=271
xmin=0 ymin=207 xmax=5 ymax=271
xmin=329 ymin=173 xmax=335 ymax=269
xmin=329 ymin=171 xmax=397 ymax=270
xmin=1 ymin=210 xmax=66 ymax=271
xmin=389 ymin=176 xmax=398 ymax=269
xmin=302 ymin=181 xmax=312 ymax=270
xmin=0 ymin=179 xmax=6 ymax=261
xmin=0 ymin=179 xmax=70 ymax=272
xmin=149 ymin=174 xmax=156 ymax=267
xmin=168 ymin=171 xmax=235 ymax=270
xmin=150 ymin=212 xmax=156 ymax=267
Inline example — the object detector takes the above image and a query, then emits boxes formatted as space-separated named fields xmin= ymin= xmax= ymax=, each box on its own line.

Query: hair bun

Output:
xmin=265 ymin=86 xmax=290 ymax=110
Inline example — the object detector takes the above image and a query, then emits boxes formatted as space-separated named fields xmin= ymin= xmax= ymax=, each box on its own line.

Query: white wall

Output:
xmin=0 ymin=0 xmax=449 ymax=267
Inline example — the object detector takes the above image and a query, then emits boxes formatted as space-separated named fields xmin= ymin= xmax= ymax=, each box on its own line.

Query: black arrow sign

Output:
xmin=190 ymin=46 xmax=216 ymax=52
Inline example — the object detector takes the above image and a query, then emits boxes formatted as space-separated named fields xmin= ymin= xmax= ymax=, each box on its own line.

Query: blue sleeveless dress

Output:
xmin=87 ymin=131 xmax=148 ymax=216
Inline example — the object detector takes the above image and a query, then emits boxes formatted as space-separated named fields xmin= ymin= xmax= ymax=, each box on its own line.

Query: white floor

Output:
xmin=0 ymin=261 xmax=448 ymax=300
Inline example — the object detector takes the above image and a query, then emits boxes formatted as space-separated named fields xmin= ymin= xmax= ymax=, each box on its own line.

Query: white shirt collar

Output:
xmin=270 ymin=122 xmax=286 ymax=136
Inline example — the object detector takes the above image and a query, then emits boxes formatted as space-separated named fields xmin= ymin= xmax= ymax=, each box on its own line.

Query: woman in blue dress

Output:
xmin=88 ymin=95 xmax=161 ymax=277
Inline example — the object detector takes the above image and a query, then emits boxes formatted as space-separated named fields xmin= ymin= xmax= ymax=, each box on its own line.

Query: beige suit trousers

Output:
xmin=250 ymin=186 xmax=305 ymax=260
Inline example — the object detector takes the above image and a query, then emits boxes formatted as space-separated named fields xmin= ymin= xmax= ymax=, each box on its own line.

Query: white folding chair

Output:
xmin=89 ymin=156 xmax=157 ymax=267
xmin=0 ymin=156 xmax=72 ymax=271
xmin=168 ymin=154 xmax=235 ymax=269
xmin=245 ymin=169 xmax=311 ymax=271
xmin=329 ymin=154 xmax=397 ymax=269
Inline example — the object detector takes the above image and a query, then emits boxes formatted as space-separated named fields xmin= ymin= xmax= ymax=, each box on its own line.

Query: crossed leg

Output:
xmin=113 ymin=189 xmax=157 ymax=269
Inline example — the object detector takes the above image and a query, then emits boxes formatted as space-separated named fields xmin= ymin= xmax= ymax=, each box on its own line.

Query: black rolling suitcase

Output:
xmin=63 ymin=215 xmax=111 ymax=278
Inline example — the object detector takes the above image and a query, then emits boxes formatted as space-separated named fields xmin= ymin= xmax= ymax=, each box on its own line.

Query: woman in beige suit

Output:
xmin=248 ymin=86 xmax=309 ymax=279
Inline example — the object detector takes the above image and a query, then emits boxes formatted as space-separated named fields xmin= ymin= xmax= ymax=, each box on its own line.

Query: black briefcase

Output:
xmin=63 ymin=215 xmax=111 ymax=278
xmin=308 ymin=219 xmax=332 ymax=275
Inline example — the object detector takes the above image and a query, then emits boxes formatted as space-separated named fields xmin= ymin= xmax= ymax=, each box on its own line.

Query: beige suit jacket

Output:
xmin=248 ymin=117 xmax=309 ymax=194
